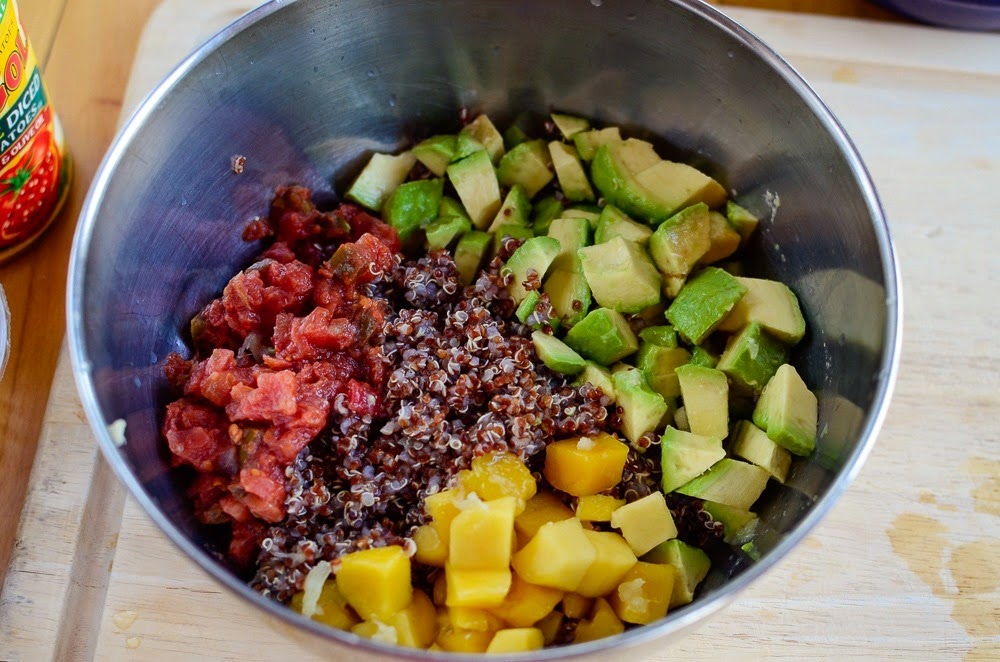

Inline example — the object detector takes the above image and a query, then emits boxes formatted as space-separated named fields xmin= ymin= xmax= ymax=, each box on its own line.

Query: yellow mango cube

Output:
xmin=433 ymin=572 xmax=448 ymax=606
xmin=608 ymin=562 xmax=674 ymax=625
xmin=290 ymin=579 xmax=360 ymax=630
xmin=610 ymin=492 xmax=678 ymax=556
xmin=336 ymin=545 xmax=412 ymax=622
xmin=543 ymin=433 xmax=630 ymax=496
xmin=536 ymin=610 xmax=564 ymax=645
xmin=351 ymin=620 xmax=399 ymax=645
xmin=436 ymin=625 xmax=495 ymax=653
xmin=391 ymin=589 xmax=437 ymax=649
xmin=459 ymin=451 xmax=538 ymax=503
xmin=576 ymin=495 xmax=626 ymax=522
xmin=486 ymin=627 xmax=545 ymax=653
xmin=424 ymin=489 xmax=464 ymax=549
xmin=575 ymin=530 xmax=638 ymax=598
xmin=574 ymin=598 xmax=625 ymax=643
xmin=445 ymin=564 xmax=512 ymax=608
xmin=511 ymin=518 xmax=596 ymax=591
xmin=413 ymin=523 xmax=448 ymax=567
xmin=514 ymin=490 xmax=574 ymax=539
xmin=489 ymin=572 xmax=564 ymax=627
xmin=449 ymin=496 xmax=517 ymax=571
xmin=448 ymin=606 xmax=506 ymax=632
xmin=560 ymin=593 xmax=593 ymax=619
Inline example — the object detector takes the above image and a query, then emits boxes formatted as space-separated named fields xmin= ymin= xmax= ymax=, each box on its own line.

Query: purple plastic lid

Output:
xmin=874 ymin=0 xmax=1000 ymax=30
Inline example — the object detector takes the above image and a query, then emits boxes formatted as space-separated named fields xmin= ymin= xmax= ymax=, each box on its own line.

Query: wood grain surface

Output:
xmin=2 ymin=1 xmax=999 ymax=661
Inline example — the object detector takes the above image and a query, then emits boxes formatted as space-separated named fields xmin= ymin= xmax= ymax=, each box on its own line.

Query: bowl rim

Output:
xmin=67 ymin=0 xmax=903 ymax=658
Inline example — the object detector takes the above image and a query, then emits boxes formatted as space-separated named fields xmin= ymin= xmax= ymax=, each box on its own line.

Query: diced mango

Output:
xmin=536 ymin=610 xmax=564 ymax=645
xmin=449 ymin=496 xmax=517 ymax=571
xmin=413 ymin=523 xmax=448 ymax=567
xmin=433 ymin=572 xmax=448 ymax=606
xmin=459 ymin=452 xmax=538 ymax=503
xmin=608 ymin=562 xmax=674 ymax=625
xmin=436 ymin=625 xmax=495 ymax=653
xmin=445 ymin=564 xmax=512 ymax=608
xmin=574 ymin=598 xmax=625 ymax=643
xmin=543 ymin=433 xmax=630 ymax=497
xmin=424 ymin=489 xmax=464 ymax=548
xmin=290 ymin=579 xmax=360 ymax=630
xmin=449 ymin=606 xmax=506 ymax=632
xmin=351 ymin=620 xmax=399 ymax=645
xmin=336 ymin=546 xmax=412 ymax=622
xmin=610 ymin=492 xmax=678 ymax=556
xmin=486 ymin=628 xmax=545 ymax=653
xmin=392 ymin=589 xmax=437 ymax=649
xmin=511 ymin=518 xmax=596 ymax=591
xmin=560 ymin=593 xmax=594 ymax=619
xmin=489 ymin=572 xmax=564 ymax=627
xmin=576 ymin=494 xmax=626 ymax=522
xmin=514 ymin=490 xmax=574 ymax=539
xmin=575 ymin=530 xmax=639 ymax=598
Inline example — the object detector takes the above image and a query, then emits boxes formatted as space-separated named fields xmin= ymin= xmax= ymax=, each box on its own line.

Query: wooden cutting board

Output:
xmin=2 ymin=2 xmax=998 ymax=660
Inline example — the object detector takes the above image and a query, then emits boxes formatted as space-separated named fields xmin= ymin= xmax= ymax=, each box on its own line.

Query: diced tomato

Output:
xmin=189 ymin=473 xmax=231 ymax=525
xmin=163 ymin=399 xmax=232 ymax=473
xmin=347 ymin=379 xmax=381 ymax=417
xmin=337 ymin=203 xmax=401 ymax=253
xmin=239 ymin=452 xmax=287 ymax=522
xmin=273 ymin=308 xmax=358 ymax=363
xmin=312 ymin=274 xmax=348 ymax=314
xmin=260 ymin=241 xmax=296 ymax=264
xmin=191 ymin=299 xmax=240 ymax=352
xmin=229 ymin=519 xmax=267 ymax=568
xmin=184 ymin=349 xmax=254 ymax=407
xmin=227 ymin=370 xmax=299 ymax=423
xmin=222 ymin=259 xmax=314 ymax=336
xmin=326 ymin=233 xmax=396 ymax=286
xmin=164 ymin=352 xmax=194 ymax=389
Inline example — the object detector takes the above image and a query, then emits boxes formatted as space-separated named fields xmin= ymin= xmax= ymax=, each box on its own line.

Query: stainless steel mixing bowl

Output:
xmin=68 ymin=0 xmax=902 ymax=658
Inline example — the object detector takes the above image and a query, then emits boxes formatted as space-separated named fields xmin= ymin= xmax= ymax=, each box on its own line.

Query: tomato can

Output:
xmin=0 ymin=0 xmax=71 ymax=262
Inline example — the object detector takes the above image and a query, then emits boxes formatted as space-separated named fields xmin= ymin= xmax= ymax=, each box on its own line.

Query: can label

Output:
xmin=0 ymin=0 xmax=70 ymax=253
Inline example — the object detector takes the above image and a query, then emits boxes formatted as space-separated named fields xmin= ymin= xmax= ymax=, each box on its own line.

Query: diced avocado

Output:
xmin=638 ymin=325 xmax=678 ymax=348
xmin=531 ymin=195 xmax=565 ymax=235
xmin=648 ymin=203 xmax=711 ymax=285
xmin=498 ymin=140 xmax=553 ymax=198
xmin=701 ymin=211 xmax=741 ymax=264
xmin=412 ymin=135 xmax=457 ymax=176
xmin=573 ymin=361 xmax=616 ymax=403
xmin=492 ymin=224 xmax=535 ymax=258
xmin=551 ymin=112 xmax=590 ymax=140
xmin=632 ymin=159 xmax=727 ymax=217
xmin=612 ymin=367 xmax=670 ymax=445
xmin=543 ymin=268 xmax=592 ymax=328
xmin=454 ymin=132 xmax=486 ymax=161
xmin=345 ymin=151 xmax=416 ymax=212
xmin=547 ymin=217 xmax=591 ymax=272
xmin=642 ymin=539 xmax=711 ymax=608
xmin=382 ymin=178 xmax=444 ymax=244
xmin=578 ymin=237 xmax=662 ymax=314
xmin=752 ymin=364 xmax=818 ymax=457
xmin=673 ymin=405 xmax=689 ymax=431
xmin=675 ymin=365 xmax=729 ymax=440
xmin=689 ymin=346 xmax=718 ymax=368
xmin=504 ymin=236 xmax=561 ymax=304
xmin=459 ymin=114 xmax=505 ymax=163
xmin=730 ymin=420 xmax=792 ymax=483
xmin=503 ymin=124 xmax=529 ymax=150
xmin=666 ymin=267 xmax=748 ymax=345
xmin=439 ymin=195 xmax=471 ymax=222
xmin=659 ymin=426 xmax=726 ymax=493
xmin=488 ymin=185 xmax=532 ymax=232
xmin=594 ymin=205 xmax=653 ymax=246
xmin=717 ymin=277 xmax=806 ymax=344
xmin=516 ymin=291 xmax=542 ymax=325
xmin=447 ymin=150 xmax=502 ymax=229
xmin=716 ymin=322 xmax=788 ymax=395
xmin=532 ymin=330 xmax=586 ymax=376
xmin=425 ymin=215 xmax=471 ymax=251
xmin=564 ymin=307 xmax=638 ymax=366
xmin=561 ymin=208 xmax=601 ymax=231
xmin=454 ymin=231 xmax=492 ymax=285
xmin=636 ymin=343 xmax=690 ymax=401
xmin=675 ymin=458 xmax=771 ymax=511
xmin=572 ymin=126 xmax=623 ymax=161
xmin=741 ymin=541 xmax=762 ymax=561
xmin=548 ymin=142 xmax=595 ymax=202
xmin=701 ymin=500 xmax=758 ymax=543
xmin=726 ymin=201 xmax=759 ymax=244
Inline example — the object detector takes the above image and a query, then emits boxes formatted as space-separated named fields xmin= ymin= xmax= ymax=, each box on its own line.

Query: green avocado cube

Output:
xmin=491 ymin=224 xmax=535 ymax=258
xmin=642 ymin=539 xmax=711 ymax=608
xmin=531 ymin=330 xmax=586 ymax=376
xmin=382 ymin=178 xmax=444 ymax=244
xmin=716 ymin=321 xmax=788 ymax=395
xmin=730 ymin=420 xmax=792 ymax=483
xmin=531 ymin=195 xmax=565 ymax=235
xmin=649 ymin=203 xmax=711 ymax=282
xmin=665 ymin=267 xmax=748 ymax=345
xmin=488 ymin=185 xmax=532 ymax=232
xmin=503 ymin=123 xmax=529 ymax=150
xmin=516 ymin=290 xmax=542 ymax=325
xmin=578 ymin=236 xmax=662 ymax=314
xmin=752 ymin=363 xmax=818 ymax=457
xmin=503 ymin=236 xmax=561 ymax=304
xmin=453 ymin=231 xmax=491 ymax=285
xmin=675 ymin=458 xmax=771 ymax=511
xmin=717 ymin=277 xmax=806 ymax=345
xmin=551 ymin=112 xmax=591 ymax=140
xmin=345 ymin=151 xmax=416 ymax=212
xmin=638 ymin=325 xmax=679 ymax=348
xmin=562 ymin=207 xmax=601 ymax=230
xmin=425 ymin=215 xmax=471 ymax=251
xmin=412 ymin=135 xmax=457 ymax=176
xmin=564 ymin=307 xmax=638 ymax=366
xmin=659 ymin=426 xmax=726 ymax=493
xmin=636 ymin=343 xmax=690 ymax=401
xmin=439 ymin=195 xmax=471 ymax=222
xmin=632 ymin=159 xmax=727 ymax=220
xmin=572 ymin=126 xmax=622 ymax=161
xmin=548 ymin=141 xmax=595 ymax=202
xmin=612 ymin=367 xmax=669 ymax=444
xmin=702 ymin=500 xmax=758 ymax=543
xmin=498 ymin=139 xmax=553 ymax=198
xmin=675 ymin=364 xmax=729 ymax=440
xmin=573 ymin=361 xmax=616 ymax=403
xmin=543 ymin=268 xmax=592 ymax=328
xmin=702 ymin=211 xmax=741 ymax=264
xmin=459 ymin=114 xmax=505 ymax=163
xmin=547 ymin=217 xmax=591 ymax=273
xmin=726 ymin=200 xmax=759 ymax=244
xmin=447 ymin=150 xmax=502 ymax=229
xmin=689 ymin=345 xmax=718 ymax=368
xmin=594 ymin=205 xmax=653 ymax=246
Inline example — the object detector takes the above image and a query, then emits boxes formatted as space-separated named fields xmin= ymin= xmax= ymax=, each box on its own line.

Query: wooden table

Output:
xmin=5 ymin=1 xmax=999 ymax=660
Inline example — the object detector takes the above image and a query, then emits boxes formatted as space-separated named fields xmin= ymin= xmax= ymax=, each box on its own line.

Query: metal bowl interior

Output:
xmin=68 ymin=0 xmax=901 ymax=659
